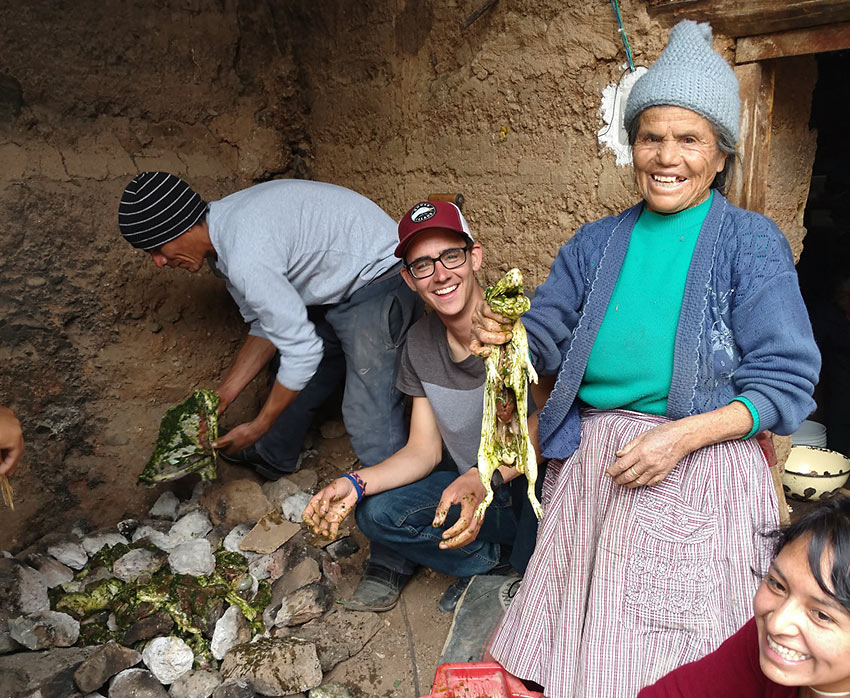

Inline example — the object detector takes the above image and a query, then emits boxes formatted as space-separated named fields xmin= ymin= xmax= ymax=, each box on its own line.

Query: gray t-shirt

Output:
xmin=397 ymin=312 xmax=485 ymax=473
xmin=207 ymin=180 xmax=398 ymax=391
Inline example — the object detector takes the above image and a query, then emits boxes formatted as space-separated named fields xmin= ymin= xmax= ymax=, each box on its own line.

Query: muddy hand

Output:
xmin=303 ymin=478 xmax=357 ymax=539
xmin=432 ymin=470 xmax=486 ymax=549
xmin=470 ymin=299 xmax=514 ymax=357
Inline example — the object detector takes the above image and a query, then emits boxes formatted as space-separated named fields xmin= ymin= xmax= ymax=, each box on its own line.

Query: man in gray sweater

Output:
xmin=118 ymin=172 xmax=421 ymax=479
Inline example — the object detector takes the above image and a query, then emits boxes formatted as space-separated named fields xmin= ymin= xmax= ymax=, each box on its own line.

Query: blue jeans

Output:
xmin=256 ymin=271 xmax=422 ymax=473
xmin=355 ymin=470 xmax=519 ymax=577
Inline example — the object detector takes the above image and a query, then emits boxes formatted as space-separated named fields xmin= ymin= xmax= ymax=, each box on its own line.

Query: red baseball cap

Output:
xmin=395 ymin=201 xmax=474 ymax=258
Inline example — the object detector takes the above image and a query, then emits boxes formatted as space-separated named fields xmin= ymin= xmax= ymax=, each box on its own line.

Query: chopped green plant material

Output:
xmin=139 ymin=389 xmax=220 ymax=486
xmin=477 ymin=268 xmax=543 ymax=520
xmin=53 ymin=542 xmax=270 ymax=666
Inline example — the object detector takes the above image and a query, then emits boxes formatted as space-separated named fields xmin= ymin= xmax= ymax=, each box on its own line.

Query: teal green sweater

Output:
xmin=577 ymin=194 xmax=712 ymax=414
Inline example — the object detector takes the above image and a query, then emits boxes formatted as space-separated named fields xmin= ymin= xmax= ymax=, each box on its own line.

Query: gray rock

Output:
xmin=263 ymin=558 xmax=322 ymax=629
xmin=168 ymin=539 xmax=215 ymax=576
xmin=77 ymin=565 xmax=114 ymax=589
xmin=0 ymin=558 xmax=50 ymax=619
xmin=247 ymin=553 xmax=274 ymax=581
xmin=150 ymin=491 xmax=181 ymax=520
xmin=27 ymin=660 xmax=84 ymax=698
xmin=23 ymin=553 xmax=75 ymax=588
xmin=141 ymin=636 xmax=194 ymax=685
xmin=74 ymin=642 xmax=142 ymax=693
xmin=175 ymin=483 xmax=206 ymax=518
xmin=278 ymin=557 xmax=322 ymax=596
xmin=286 ymin=609 xmax=382 ymax=673
xmin=212 ymin=679 xmax=255 ymax=698
xmin=132 ymin=523 xmax=176 ymax=552
xmin=47 ymin=541 xmax=88 ymax=569
xmin=207 ymin=524 xmax=231 ymax=551
xmin=116 ymin=519 xmax=140 ymax=538
xmin=222 ymin=524 xmax=254 ymax=555
xmin=260 ymin=479 xmax=300 ymax=510
xmin=309 ymin=683 xmax=353 ymax=698
xmin=9 ymin=610 xmax=80 ymax=649
xmin=273 ymin=583 xmax=331 ymax=627
xmin=110 ymin=668 xmax=169 ymax=698
xmin=122 ymin=613 xmax=174 ymax=646
xmin=211 ymin=606 xmax=252 ymax=661
xmin=0 ymin=646 xmax=95 ymax=697
xmin=324 ymin=537 xmax=359 ymax=561
xmin=0 ymin=623 xmax=22 ymax=654
xmin=113 ymin=548 xmax=166 ymax=582
xmin=82 ymin=533 xmax=129 ymax=556
xmin=168 ymin=669 xmax=222 ymax=698
xmin=169 ymin=511 xmax=213 ymax=545
xmin=321 ymin=558 xmax=342 ymax=588
xmin=220 ymin=638 xmax=322 ymax=696
xmin=284 ymin=469 xmax=318 ymax=493
xmin=281 ymin=493 xmax=312 ymax=523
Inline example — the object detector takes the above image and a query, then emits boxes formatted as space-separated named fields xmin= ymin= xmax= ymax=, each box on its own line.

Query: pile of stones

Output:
xmin=0 ymin=468 xmax=382 ymax=698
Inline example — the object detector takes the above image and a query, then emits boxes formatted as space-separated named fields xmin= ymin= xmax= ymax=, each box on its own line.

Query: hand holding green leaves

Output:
xmin=476 ymin=269 xmax=543 ymax=520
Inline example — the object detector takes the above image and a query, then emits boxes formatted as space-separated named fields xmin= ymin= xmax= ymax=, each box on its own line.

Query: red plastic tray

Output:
xmin=420 ymin=662 xmax=545 ymax=698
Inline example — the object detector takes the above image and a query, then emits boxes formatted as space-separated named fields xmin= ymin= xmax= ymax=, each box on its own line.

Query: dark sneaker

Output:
xmin=438 ymin=576 xmax=471 ymax=614
xmin=218 ymin=445 xmax=283 ymax=481
xmin=343 ymin=562 xmax=411 ymax=612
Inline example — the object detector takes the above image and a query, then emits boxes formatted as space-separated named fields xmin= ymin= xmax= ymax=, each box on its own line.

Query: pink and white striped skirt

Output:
xmin=489 ymin=409 xmax=778 ymax=698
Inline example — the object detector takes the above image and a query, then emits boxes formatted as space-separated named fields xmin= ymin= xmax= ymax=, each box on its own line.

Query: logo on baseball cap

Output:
xmin=395 ymin=201 xmax=473 ymax=258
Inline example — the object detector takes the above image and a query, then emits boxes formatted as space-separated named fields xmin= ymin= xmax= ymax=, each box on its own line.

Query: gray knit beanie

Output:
xmin=624 ymin=20 xmax=740 ymax=145
xmin=118 ymin=171 xmax=207 ymax=250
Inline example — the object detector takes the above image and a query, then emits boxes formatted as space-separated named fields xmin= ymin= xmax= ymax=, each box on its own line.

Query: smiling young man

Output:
xmin=118 ymin=172 xmax=421 ymax=480
xmin=303 ymin=201 xmax=540 ymax=613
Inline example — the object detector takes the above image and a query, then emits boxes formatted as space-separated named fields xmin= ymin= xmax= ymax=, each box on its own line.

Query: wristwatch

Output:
xmin=490 ymin=468 xmax=504 ymax=490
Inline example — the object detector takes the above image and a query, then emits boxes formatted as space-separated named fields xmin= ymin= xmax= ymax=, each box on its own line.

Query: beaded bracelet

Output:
xmin=342 ymin=472 xmax=366 ymax=502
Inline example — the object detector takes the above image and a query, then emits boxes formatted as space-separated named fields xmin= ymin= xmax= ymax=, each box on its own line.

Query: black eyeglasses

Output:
xmin=405 ymin=244 xmax=471 ymax=279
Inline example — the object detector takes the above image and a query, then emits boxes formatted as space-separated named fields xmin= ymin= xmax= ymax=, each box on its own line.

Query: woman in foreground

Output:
xmin=640 ymin=496 xmax=850 ymax=698
xmin=472 ymin=20 xmax=821 ymax=698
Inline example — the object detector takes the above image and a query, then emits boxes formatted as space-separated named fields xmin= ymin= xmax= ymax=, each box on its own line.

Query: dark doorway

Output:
xmin=797 ymin=49 xmax=850 ymax=456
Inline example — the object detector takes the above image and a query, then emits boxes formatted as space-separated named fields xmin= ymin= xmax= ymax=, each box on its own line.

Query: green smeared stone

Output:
xmin=139 ymin=389 xmax=220 ymax=486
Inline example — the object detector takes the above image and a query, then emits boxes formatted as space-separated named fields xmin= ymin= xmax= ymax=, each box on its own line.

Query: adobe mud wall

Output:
xmin=0 ymin=0 xmax=307 ymax=548
xmin=1 ymin=0 xmax=815 ymax=549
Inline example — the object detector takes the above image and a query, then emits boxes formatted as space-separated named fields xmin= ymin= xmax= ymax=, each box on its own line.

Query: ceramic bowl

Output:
xmin=782 ymin=445 xmax=850 ymax=502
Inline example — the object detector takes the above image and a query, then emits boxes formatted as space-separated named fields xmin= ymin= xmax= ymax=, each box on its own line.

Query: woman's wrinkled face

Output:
xmin=754 ymin=536 xmax=850 ymax=693
xmin=632 ymin=106 xmax=727 ymax=214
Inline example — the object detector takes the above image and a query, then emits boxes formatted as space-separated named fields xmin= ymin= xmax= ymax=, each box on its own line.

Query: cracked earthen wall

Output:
xmin=0 ymin=0 xmax=308 ymax=548
xmin=1 ymin=0 xmax=815 ymax=549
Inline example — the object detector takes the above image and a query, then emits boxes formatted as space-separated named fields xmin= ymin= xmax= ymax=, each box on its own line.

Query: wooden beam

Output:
xmin=646 ymin=0 xmax=850 ymax=38
xmin=729 ymin=62 xmax=775 ymax=214
xmin=736 ymin=22 xmax=850 ymax=63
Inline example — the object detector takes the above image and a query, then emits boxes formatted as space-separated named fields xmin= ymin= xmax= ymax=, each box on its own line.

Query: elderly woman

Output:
xmin=639 ymin=496 xmax=850 ymax=698
xmin=473 ymin=21 xmax=821 ymax=698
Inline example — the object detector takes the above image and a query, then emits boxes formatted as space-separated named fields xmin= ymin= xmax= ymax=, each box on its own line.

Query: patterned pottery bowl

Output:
xmin=782 ymin=445 xmax=850 ymax=502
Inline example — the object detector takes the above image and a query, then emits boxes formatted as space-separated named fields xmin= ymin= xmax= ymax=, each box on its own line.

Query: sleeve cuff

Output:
xmin=731 ymin=396 xmax=760 ymax=440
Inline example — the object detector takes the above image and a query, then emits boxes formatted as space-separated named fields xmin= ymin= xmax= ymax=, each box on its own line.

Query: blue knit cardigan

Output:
xmin=527 ymin=192 xmax=821 ymax=460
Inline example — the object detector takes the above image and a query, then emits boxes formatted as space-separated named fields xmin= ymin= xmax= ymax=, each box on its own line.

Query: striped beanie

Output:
xmin=624 ymin=20 xmax=740 ymax=145
xmin=118 ymin=172 xmax=207 ymax=250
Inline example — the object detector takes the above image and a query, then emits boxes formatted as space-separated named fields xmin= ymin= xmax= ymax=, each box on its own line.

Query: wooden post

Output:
xmin=729 ymin=62 xmax=775 ymax=214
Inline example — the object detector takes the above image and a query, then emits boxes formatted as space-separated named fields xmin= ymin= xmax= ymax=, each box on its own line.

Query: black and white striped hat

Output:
xmin=118 ymin=171 xmax=208 ymax=250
